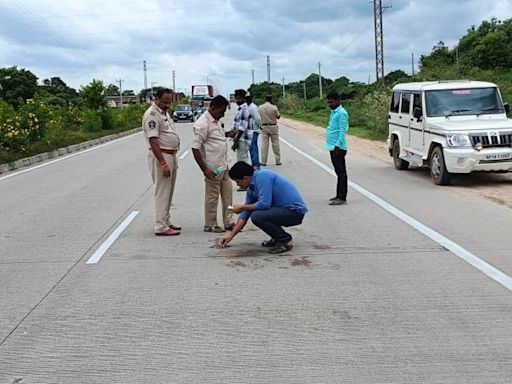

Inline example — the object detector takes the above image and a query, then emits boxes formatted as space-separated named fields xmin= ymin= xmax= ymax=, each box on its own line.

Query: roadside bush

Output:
xmin=98 ymin=108 xmax=115 ymax=130
xmin=82 ymin=109 xmax=102 ymax=132
xmin=278 ymin=94 xmax=304 ymax=114
xmin=350 ymin=89 xmax=390 ymax=136
xmin=1 ymin=99 xmax=152 ymax=164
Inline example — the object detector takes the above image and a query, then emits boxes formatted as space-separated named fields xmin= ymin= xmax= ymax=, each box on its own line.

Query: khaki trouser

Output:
xmin=148 ymin=151 xmax=178 ymax=233
xmin=261 ymin=125 xmax=281 ymax=164
xmin=204 ymin=170 xmax=234 ymax=228
xmin=236 ymin=140 xmax=250 ymax=164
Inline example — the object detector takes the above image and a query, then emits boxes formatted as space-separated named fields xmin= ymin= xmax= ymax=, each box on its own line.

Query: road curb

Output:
xmin=0 ymin=127 xmax=142 ymax=175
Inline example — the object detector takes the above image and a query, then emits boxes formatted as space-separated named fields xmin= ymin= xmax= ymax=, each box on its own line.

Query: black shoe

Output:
xmin=329 ymin=196 xmax=338 ymax=201
xmin=261 ymin=238 xmax=277 ymax=247
xmin=268 ymin=242 xmax=292 ymax=254
xmin=329 ymin=198 xmax=347 ymax=206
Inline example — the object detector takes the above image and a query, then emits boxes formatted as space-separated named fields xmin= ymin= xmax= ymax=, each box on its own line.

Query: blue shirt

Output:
xmin=325 ymin=105 xmax=348 ymax=151
xmin=239 ymin=169 xmax=308 ymax=221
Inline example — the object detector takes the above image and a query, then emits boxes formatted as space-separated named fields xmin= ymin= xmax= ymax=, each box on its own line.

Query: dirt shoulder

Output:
xmin=281 ymin=117 xmax=512 ymax=209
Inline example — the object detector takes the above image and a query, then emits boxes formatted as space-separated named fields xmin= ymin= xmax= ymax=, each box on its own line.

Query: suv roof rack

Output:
xmin=436 ymin=80 xmax=470 ymax=83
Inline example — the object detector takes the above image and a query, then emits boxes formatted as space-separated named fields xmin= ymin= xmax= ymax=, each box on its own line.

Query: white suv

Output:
xmin=387 ymin=81 xmax=512 ymax=185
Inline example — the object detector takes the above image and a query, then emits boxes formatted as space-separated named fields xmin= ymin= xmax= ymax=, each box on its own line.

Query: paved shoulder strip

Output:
xmin=280 ymin=137 xmax=512 ymax=293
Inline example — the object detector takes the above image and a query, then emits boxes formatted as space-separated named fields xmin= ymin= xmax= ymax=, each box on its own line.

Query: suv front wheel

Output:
xmin=430 ymin=146 xmax=452 ymax=185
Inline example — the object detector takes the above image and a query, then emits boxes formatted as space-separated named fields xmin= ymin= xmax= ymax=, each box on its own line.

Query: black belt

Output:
xmin=262 ymin=123 xmax=276 ymax=126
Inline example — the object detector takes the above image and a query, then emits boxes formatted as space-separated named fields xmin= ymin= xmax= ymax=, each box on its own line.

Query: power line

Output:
xmin=2 ymin=0 xmax=373 ymax=38
xmin=0 ymin=0 xmax=370 ymax=22
xmin=11 ymin=0 xmax=93 ymax=66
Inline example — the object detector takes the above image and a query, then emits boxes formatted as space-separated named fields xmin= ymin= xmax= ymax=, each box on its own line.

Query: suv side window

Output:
xmin=390 ymin=92 xmax=400 ymax=113
xmin=413 ymin=93 xmax=422 ymax=111
xmin=401 ymin=93 xmax=411 ymax=115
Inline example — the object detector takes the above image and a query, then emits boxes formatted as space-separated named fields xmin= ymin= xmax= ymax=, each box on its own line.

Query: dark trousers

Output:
xmin=251 ymin=207 xmax=305 ymax=243
xmin=249 ymin=132 xmax=260 ymax=167
xmin=330 ymin=148 xmax=348 ymax=201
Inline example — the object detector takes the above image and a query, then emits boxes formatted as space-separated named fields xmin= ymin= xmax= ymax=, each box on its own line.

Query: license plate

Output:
xmin=485 ymin=153 xmax=512 ymax=160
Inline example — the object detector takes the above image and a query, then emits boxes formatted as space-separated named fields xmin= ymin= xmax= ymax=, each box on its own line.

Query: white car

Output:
xmin=387 ymin=80 xmax=512 ymax=185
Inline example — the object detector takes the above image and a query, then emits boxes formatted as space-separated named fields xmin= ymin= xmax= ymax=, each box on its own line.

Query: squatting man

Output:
xmin=219 ymin=161 xmax=308 ymax=255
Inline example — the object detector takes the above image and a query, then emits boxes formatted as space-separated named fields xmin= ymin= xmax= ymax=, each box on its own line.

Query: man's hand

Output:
xmin=231 ymin=204 xmax=244 ymax=214
xmin=160 ymin=161 xmax=171 ymax=178
xmin=225 ymin=130 xmax=236 ymax=138
xmin=204 ymin=168 xmax=216 ymax=180
xmin=219 ymin=233 xmax=234 ymax=248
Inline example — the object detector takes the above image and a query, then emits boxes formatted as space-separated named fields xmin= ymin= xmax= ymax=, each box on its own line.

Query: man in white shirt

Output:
xmin=192 ymin=95 xmax=235 ymax=233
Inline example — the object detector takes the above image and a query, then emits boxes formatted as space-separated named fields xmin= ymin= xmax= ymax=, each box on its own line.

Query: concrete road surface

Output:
xmin=1 ymin=106 xmax=511 ymax=383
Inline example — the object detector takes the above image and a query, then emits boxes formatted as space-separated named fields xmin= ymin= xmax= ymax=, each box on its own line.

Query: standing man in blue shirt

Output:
xmin=246 ymin=94 xmax=261 ymax=169
xmin=325 ymin=91 xmax=349 ymax=206
xmin=219 ymin=161 xmax=308 ymax=254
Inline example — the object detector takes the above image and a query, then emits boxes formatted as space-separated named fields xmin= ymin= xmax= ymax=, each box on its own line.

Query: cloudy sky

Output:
xmin=1 ymin=0 xmax=511 ymax=96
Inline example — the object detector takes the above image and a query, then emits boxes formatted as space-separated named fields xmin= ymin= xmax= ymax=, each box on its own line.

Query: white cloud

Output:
xmin=0 ymin=0 xmax=511 ymax=95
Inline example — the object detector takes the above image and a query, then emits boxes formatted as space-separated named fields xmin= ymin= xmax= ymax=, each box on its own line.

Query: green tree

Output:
xmin=37 ymin=76 xmax=79 ymax=106
xmin=106 ymin=84 xmax=120 ymax=96
xmin=384 ymin=70 xmax=411 ymax=86
xmin=419 ymin=41 xmax=454 ymax=69
xmin=80 ymin=79 xmax=107 ymax=109
xmin=473 ymin=31 xmax=512 ymax=69
xmin=0 ymin=66 xmax=38 ymax=107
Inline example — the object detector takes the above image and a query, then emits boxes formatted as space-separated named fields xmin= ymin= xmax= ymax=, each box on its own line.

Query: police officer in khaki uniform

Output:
xmin=258 ymin=95 xmax=281 ymax=166
xmin=142 ymin=88 xmax=181 ymax=236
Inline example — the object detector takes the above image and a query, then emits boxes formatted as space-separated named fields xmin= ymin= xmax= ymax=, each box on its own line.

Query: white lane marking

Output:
xmin=179 ymin=150 xmax=190 ymax=160
xmin=0 ymin=132 xmax=142 ymax=182
xmin=280 ymin=137 xmax=512 ymax=292
xmin=86 ymin=211 xmax=139 ymax=265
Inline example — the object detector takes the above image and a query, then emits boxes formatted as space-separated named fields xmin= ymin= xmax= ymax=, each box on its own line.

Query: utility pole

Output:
xmin=143 ymin=60 xmax=148 ymax=101
xmin=172 ymin=70 xmax=176 ymax=92
xmin=455 ymin=45 xmax=460 ymax=77
xmin=267 ymin=55 xmax=271 ymax=83
xmin=151 ymin=81 xmax=157 ymax=100
xmin=282 ymin=77 xmax=285 ymax=97
xmin=373 ymin=0 xmax=392 ymax=84
xmin=117 ymin=78 xmax=124 ymax=108
xmin=318 ymin=62 xmax=323 ymax=99
xmin=411 ymin=53 xmax=415 ymax=76
xmin=303 ymin=80 xmax=307 ymax=102
xmin=251 ymin=69 xmax=255 ymax=85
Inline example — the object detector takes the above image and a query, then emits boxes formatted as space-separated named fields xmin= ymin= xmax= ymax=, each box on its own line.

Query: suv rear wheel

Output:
xmin=430 ymin=146 xmax=452 ymax=185
xmin=392 ymin=138 xmax=409 ymax=170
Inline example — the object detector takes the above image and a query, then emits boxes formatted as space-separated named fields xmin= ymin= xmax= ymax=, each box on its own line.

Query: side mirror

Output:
xmin=504 ymin=103 xmax=510 ymax=114
xmin=413 ymin=107 xmax=422 ymax=120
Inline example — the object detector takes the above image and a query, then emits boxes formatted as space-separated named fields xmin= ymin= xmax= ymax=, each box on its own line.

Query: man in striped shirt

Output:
xmin=232 ymin=89 xmax=252 ymax=165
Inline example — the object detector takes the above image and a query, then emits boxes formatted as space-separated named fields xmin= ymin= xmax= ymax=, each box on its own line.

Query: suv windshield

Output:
xmin=176 ymin=105 xmax=191 ymax=111
xmin=425 ymin=87 xmax=504 ymax=117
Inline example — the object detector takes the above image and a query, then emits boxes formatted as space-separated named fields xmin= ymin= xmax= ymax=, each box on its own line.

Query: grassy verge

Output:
xmin=0 ymin=124 xmax=140 ymax=164
xmin=283 ymin=112 xmax=388 ymax=142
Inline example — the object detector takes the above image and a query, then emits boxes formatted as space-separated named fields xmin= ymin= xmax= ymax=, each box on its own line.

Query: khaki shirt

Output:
xmin=191 ymin=111 xmax=229 ymax=171
xmin=258 ymin=102 xmax=281 ymax=126
xmin=142 ymin=102 xmax=180 ymax=150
